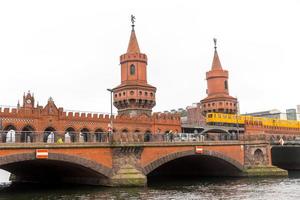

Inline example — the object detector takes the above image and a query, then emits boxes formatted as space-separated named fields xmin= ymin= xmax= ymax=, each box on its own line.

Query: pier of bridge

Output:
xmin=0 ymin=133 xmax=288 ymax=186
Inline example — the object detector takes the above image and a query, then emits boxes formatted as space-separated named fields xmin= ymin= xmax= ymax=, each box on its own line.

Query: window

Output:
xmin=130 ymin=64 xmax=135 ymax=75
xmin=224 ymin=80 xmax=228 ymax=90
xmin=130 ymin=91 xmax=134 ymax=95
xmin=145 ymin=92 xmax=148 ymax=96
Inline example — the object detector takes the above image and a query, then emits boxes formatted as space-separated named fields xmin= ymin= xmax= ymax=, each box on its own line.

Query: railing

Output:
xmin=0 ymin=131 xmax=241 ymax=144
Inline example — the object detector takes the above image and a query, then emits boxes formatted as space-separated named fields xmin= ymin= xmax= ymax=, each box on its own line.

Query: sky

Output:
xmin=0 ymin=0 xmax=300 ymax=116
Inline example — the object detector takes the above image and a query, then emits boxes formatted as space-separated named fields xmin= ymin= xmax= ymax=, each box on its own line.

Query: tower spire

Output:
xmin=211 ymin=38 xmax=222 ymax=70
xmin=127 ymin=15 xmax=140 ymax=53
xmin=113 ymin=16 xmax=156 ymax=116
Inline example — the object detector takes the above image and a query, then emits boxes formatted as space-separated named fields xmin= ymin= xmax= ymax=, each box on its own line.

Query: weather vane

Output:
xmin=131 ymin=15 xmax=136 ymax=29
xmin=213 ymin=38 xmax=217 ymax=49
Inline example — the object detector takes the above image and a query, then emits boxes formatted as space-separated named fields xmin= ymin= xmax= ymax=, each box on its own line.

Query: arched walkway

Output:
xmin=21 ymin=125 xmax=35 ymax=143
xmin=44 ymin=127 xmax=56 ymax=143
xmin=95 ymin=128 xmax=105 ymax=142
xmin=80 ymin=128 xmax=90 ymax=142
xmin=2 ymin=125 xmax=17 ymax=143
xmin=65 ymin=127 xmax=76 ymax=143
xmin=144 ymin=130 xmax=152 ymax=142
xmin=143 ymin=150 xmax=244 ymax=176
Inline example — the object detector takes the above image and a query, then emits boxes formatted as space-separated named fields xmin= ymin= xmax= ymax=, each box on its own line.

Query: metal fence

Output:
xmin=0 ymin=130 xmax=242 ymax=144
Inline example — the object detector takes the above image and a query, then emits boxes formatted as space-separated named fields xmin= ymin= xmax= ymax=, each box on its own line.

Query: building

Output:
xmin=0 ymin=20 xmax=181 ymax=142
xmin=199 ymin=39 xmax=238 ymax=115
xmin=185 ymin=103 xmax=205 ymax=126
xmin=286 ymin=108 xmax=297 ymax=120
xmin=245 ymin=109 xmax=286 ymax=120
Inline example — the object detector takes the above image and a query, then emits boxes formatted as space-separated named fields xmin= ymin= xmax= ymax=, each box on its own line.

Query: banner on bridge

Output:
xmin=195 ymin=146 xmax=204 ymax=154
xmin=36 ymin=149 xmax=49 ymax=159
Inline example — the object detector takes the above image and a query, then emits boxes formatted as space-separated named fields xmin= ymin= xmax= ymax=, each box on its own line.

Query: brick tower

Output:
xmin=113 ymin=16 xmax=156 ymax=116
xmin=200 ymin=39 xmax=237 ymax=115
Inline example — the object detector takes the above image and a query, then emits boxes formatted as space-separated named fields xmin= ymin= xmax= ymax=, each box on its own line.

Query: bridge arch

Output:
xmin=0 ymin=152 xmax=112 ymax=184
xmin=143 ymin=150 xmax=243 ymax=176
xmin=200 ymin=128 xmax=230 ymax=135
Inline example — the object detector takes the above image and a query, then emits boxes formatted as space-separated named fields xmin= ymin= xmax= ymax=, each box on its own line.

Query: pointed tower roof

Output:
xmin=127 ymin=29 xmax=140 ymax=53
xmin=211 ymin=38 xmax=223 ymax=70
xmin=127 ymin=15 xmax=140 ymax=53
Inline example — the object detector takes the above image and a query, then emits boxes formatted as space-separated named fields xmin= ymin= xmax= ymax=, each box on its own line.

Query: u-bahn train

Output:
xmin=206 ymin=112 xmax=300 ymax=129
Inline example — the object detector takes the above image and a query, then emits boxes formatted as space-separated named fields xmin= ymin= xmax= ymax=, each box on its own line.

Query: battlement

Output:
xmin=120 ymin=53 xmax=147 ymax=64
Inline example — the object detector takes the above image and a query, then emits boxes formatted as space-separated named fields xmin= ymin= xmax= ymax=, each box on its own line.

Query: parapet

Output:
xmin=120 ymin=53 xmax=147 ymax=64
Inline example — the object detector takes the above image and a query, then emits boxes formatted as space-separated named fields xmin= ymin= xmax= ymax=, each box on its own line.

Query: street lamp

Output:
xmin=236 ymin=98 xmax=240 ymax=139
xmin=0 ymin=118 xmax=2 ymax=142
xmin=107 ymin=89 xmax=114 ymax=142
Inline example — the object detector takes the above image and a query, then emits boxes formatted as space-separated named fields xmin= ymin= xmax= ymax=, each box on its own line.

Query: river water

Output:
xmin=0 ymin=177 xmax=299 ymax=200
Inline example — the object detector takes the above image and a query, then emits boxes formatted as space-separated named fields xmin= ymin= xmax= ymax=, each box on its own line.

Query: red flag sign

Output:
xmin=36 ymin=149 xmax=48 ymax=159
xmin=195 ymin=146 xmax=204 ymax=154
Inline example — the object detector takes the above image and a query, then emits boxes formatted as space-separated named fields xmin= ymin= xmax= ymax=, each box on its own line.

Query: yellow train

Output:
xmin=206 ymin=112 xmax=300 ymax=129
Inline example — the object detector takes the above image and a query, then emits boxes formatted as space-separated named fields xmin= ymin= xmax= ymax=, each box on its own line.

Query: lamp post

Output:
xmin=0 ymin=118 xmax=2 ymax=142
xmin=236 ymin=98 xmax=240 ymax=139
xmin=107 ymin=89 xmax=114 ymax=142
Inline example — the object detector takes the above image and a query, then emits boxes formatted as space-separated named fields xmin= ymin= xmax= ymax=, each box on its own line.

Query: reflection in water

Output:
xmin=0 ymin=177 xmax=300 ymax=200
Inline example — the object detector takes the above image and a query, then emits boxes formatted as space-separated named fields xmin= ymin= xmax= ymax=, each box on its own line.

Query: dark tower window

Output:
xmin=130 ymin=64 xmax=135 ymax=75
xmin=224 ymin=80 xmax=228 ymax=90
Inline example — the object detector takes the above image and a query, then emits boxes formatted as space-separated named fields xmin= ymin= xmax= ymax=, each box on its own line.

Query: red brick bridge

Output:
xmin=0 ymin=135 xmax=286 ymax=186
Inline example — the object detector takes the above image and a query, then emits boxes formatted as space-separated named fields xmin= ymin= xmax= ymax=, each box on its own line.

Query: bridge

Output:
xmin=0 ymin=130 xmax=290 ymax=186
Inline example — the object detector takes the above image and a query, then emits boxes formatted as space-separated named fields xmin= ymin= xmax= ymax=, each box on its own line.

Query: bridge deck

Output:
xmin=0 ymin=140 xmax=268 ymax=149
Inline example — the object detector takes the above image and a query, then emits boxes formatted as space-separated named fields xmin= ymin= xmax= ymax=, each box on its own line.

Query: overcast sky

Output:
xmin=0 ymin=0 xmax=299 ymax=115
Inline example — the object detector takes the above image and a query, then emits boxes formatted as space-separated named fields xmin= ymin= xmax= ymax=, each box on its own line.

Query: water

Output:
xmin=0 ymin=177 xmax=300 ymax=200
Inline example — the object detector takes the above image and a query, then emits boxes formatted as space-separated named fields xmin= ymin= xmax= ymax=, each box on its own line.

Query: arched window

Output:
xmin=130 ymin=64 xmax=135 ymax=75
xmin=224 ymin=80 xmax=228 ymax=90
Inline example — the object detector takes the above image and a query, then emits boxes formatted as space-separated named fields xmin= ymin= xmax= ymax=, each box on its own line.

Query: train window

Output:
xmin=208 ymin=114 xmax=212 ymax=118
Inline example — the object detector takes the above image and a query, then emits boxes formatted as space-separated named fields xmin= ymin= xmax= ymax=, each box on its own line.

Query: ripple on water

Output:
xmin=0 ymin=178 xmax=300 ymax=200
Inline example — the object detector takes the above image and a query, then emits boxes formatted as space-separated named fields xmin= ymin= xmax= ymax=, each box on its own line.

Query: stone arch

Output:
xmin=95 ymin=128 xmax=105 ymax=142
xmin=143 ymin=150 xmax=243 ymax=175
xmin=80 ymin=128 xmax=90 ymax=142
xmin=21 ymin=125 xmax=35 ymax=143
xmin=3 ymin=124 xmax=17 ymax=131
xmin=144 ymin=130 xmax=152 ymax=142
xmin=200 ymin=128 xmax=231 ymax=140
xmin=2 ymin=124 xmax=17 ymax=143
xmin=254 ymin=148 xmax=264 ymax=165
xmin=121 ymin=128 xmax=129 ymax=133
xmin=0 ymin=152 xmax=112 ymax=178
xmin=200 ymin=128 xmax=230 ymax=135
